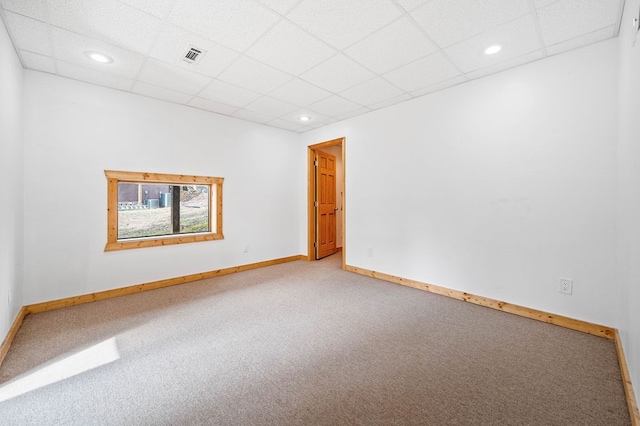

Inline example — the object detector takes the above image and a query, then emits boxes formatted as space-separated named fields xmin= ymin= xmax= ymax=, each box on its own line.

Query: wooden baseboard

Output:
xmin=26 ymin=255 xmax=305 ymax=315
xmin=345 ymin=265 xmax=615 ymax=339
xmin=3 ymin=256 xmax=637 ymax=420
xmin=347 ymin=264 xmax=639 ymax=421
xmin=615 ymin=330 xmax=640 ymax=425
xmin=1 ymin=255 xmax=304 ymax=368
xmin=0 ymin=307 xmax=27 ymax=368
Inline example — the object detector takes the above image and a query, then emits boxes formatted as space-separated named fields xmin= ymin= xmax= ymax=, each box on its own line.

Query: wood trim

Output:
xmin=107 ymin=177 xmax=118 ymax=245
xmin=307 ymin=138 xmax=346 ymax=269
xmin=4 ymin=257 xmax=637 ymax=420
xmin=104 ymin=170 xmax=223 ymax=185
xmin=345 ymin=265 xmax=615 ymax=339
xmin=307 ymin=147 xmax=315 ymax=261
xmin=25 ymin=255 xmax=305 ymax=315
xmin=309 ymin=138 xmax=345 ymax=151
xmin=341 ymin=141 xmax=346 ymax=270
xmin=104 ymin=232 xmax=224 ymax=252
xmin=215 ymin=181 xmax=223 ymax=236
xmin=0 ymin=307 xmax=27 ymax=368
xmin=104 ymin=170 xmax=224 ymax=251
xmin=615 ymin=330 xmax=640 ymax=425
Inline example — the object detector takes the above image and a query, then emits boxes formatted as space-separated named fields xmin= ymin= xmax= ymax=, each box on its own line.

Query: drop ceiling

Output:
xmin=0 ymin=0 xmax=625 ymax=133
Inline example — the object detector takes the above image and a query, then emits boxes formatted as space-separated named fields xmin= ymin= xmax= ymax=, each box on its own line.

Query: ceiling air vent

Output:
xmin=182 ymin=45 xmax=206 ymax=64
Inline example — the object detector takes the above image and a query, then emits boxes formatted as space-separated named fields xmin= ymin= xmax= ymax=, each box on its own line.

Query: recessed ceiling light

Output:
xmin=299 ymin=115 xmax=311 ymax=122
xmin=84 ymin=51 xmax=113 ymax=64
xmin=484 ymin=45 xmax=502 ymax=55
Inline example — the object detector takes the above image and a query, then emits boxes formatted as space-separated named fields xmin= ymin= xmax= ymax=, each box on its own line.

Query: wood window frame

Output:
xmin=105 ymin=170 xmax=223 ymax=252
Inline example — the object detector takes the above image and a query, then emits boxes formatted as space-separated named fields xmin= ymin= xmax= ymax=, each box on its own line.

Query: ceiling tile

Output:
xmin=301 ymin=54 xmax=375 ymax=93
xmin=2 ymin=12 xmax=52 ymax=56
xmin=48 ymin=0 xmax=164 ymax=54
xmin=0 ymin=0 xmax=46 ymax=20
xmin=231 ymin=108 xmax=274 ymax=124
xmin=20 ymin=50 xmax=56 ymax=73
xmin=218 ymin=56 xmax=292 ymax=94
xmin=384 ymin=53 xmax=461 ymax=92
xmin=265 ymin=118 xmax=306 ymax=132
xmin=187 ymin=97 xmax=239 ymax=115
xmin=410 ymin=75 xmax=468 ymax=97
xmin=179 ymin=45 xmax=239 ymax=79
xmin=279 ymin=109 xmax=330 ymax=125
xmin=137 ymin=58 xmax=212 ymax=95
xmin=536 ymin=0 xmax=622 ymax=46
xmin=340 ymin=77 xmax=405 ymax=107
xmin=465 ymin=50 xmax=544 ymax=80
xmin=444 ymin=15 xmax=541 ymax=73
xmin=52 ymin=27 xmax=145 ymax=79
xmin=244 ymin=96 xmax=298 ymax=117
xmin=396 ymin=0 xmax=431 ymax=11
xmin=0 ymin=0 xmax=625 ymax=133
xmin=245 ymin=20 xmax=336 ymax=75
xmin=334 ymin=107 xmax=371 ymax=121
xmin=267 ymin=78 xmax=331 ymax=106
xmin=132 ymin=81 xmax=193 ymax=104
xmin=168 ymin=0 xmax=279 ymax=52
xmin=198 ymin=79 xmax=262 ymax=108
xmin=344 ymin=17 xmax=437 ymax=74
xmin=308 ymin=95 xmax=362 ymax=117
xmin=302 ymin=121 xmax=332 ymax=129
xmin=57 ymin=60 xmax=134 ymax=91
xmin=305 ymin=119 xmax=337 ymax=130
xmin=546 ymin=26 xmax=616 ymax=56
xmin=410 ymin=0 xmax=530 ymax=47
xmin=533 ymin=0 xmax=563 ymax=8
xmin=286 ymin=0 xmax=403 ymax=49
xmin=117 ymin=0 xmax=175 ymax=18
xmin=149 ymin=24 xmax=240 ymax=78
xmin=368 ymin=93 xmax=413 ymax=111
xmin=256 ymin=0 xmax=301 ymax=15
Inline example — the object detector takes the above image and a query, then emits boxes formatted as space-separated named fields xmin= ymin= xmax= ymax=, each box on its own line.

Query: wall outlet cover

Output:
xmin=559 ymin=278 xmax=573 ymax=295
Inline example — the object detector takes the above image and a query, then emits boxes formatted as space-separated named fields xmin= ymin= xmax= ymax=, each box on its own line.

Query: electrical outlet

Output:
xmin=242 ymin=243 xmax=249 ymax=253
xmin=367 ymin=247 xmax=373 ymax=257
xmin=559 ymin=278 xmax=573 ymax=295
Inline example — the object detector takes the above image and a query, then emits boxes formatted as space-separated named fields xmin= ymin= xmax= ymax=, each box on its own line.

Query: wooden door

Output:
xmin=316 ymin=151 xmax=337 ymax=259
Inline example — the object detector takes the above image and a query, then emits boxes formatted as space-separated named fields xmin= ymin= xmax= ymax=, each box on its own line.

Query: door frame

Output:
xmin=307 ymin=137 xmax=345 ymax=269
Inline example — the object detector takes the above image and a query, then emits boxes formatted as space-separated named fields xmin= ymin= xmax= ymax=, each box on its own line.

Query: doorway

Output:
xmin=307 ymin=137 xmax=345 ymax=269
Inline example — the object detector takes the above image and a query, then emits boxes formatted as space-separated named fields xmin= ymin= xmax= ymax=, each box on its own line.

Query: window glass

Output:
xmin=105 ymin=171 xmax=223 ymax=251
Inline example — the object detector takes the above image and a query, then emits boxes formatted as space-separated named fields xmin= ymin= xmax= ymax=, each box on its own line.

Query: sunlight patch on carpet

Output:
xmin=0 ymin=338 xmax=120 ymax=402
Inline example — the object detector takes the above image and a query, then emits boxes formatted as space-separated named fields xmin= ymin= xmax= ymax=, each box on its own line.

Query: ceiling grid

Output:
xmin=0 ymin=0 xmax=625 ymax=132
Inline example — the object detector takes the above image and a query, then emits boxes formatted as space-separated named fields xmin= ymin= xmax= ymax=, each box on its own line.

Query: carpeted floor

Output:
xmin=0 ymin=254 xmax=631 ymax=425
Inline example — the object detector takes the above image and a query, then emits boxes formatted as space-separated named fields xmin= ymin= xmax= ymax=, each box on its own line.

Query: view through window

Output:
xmin=105 ymin=171 xmax=223 ymax=251
xmin=117 ymin=183 xmax=211 ymax=239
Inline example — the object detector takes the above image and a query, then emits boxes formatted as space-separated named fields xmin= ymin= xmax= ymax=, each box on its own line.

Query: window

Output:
xmin=105 ymin=170 xmax=223 ymax=251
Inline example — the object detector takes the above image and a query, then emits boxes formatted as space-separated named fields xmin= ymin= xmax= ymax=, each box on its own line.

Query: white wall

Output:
xmin=22 ymin=71 xmax=301 ymax=305
xmin=617 ymin=0 xmax=640 ymax=410
xmin=0 ymin=17 xmax=24 ymax=341
xmin=4 ymin=14 xmax=638 ymax=408
xmin=302 ymin=39 xmax=620 ymax=327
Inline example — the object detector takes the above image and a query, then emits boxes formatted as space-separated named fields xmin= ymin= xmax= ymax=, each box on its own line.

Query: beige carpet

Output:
xmin=0 ymin=254 xmax=631 ymax=425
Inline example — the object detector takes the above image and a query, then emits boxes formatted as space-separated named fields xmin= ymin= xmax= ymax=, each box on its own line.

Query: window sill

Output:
xmin=104 ymin=232 xmax=224 ymax=252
